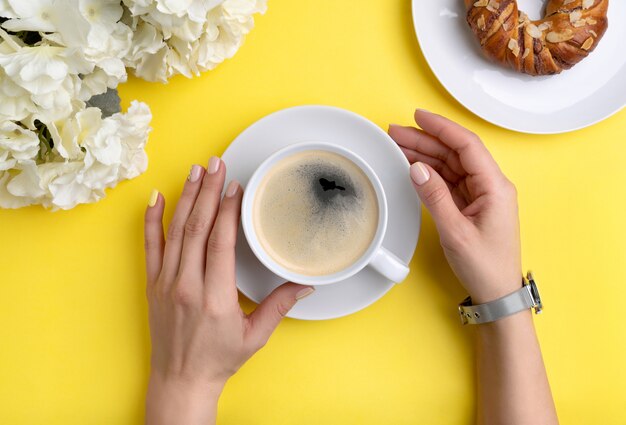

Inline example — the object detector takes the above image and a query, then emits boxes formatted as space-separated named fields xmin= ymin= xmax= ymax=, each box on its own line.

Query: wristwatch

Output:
xmin=458 ymin=271 xmax=543 ymax=325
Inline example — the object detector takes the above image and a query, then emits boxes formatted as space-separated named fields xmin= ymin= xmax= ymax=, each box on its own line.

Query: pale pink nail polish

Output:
xmin=295 ymin=287 xmax=315 ymax=300
xmin=187 ymin=165 xmax=202 ymax=182
xmin=208 ymin=156 xmax=220 ymax=174
xmin=225 ymin=180 xmax=240 ymax=197
xmin=410 ymin=162 xmax=430 ymax=186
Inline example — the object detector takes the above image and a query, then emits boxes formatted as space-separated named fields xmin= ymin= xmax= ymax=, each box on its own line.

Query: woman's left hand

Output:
xmin=143 ymin=157 xmax=313 ymax=425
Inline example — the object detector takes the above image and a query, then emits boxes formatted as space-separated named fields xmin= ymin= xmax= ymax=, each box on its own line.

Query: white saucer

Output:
xmin=221 ymin=106 xmax=421 ymax=320
xmin=412 ymin=0 xmax=626 ymax=134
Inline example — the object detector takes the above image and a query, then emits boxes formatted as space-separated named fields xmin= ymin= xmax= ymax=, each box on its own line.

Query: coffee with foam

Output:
xmin=252 ymin=150 xmax=379 ymax=276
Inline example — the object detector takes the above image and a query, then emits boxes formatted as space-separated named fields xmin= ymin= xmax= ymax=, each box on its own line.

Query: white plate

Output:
xmin=412 ymin=0 xmax=626 ymax=134
xmin=221 ymin=106 xmax=421 ymax=320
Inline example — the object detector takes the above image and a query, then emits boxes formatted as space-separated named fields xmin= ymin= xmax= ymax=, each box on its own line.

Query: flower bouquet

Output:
xmin=0 ymin=0 xmax=265 ymax=210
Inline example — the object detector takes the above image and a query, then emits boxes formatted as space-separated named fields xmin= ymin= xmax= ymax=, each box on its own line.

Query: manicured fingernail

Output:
xmin=410 ymin=162 xmax=430 ymax=186
xmin=225 ymin=180 xmax=240 ymax=197
xmin=415 ymin=108 xmax=429 ymax=113
xmin=208 ymin=156 xmax=220 ymax=174
xmin=388 ymin=123 xmax=401 ymax=131
xmin=295 ymin=286 xmax=315 ymax=300
xmin=148 ymin=189 xmax=159 ymax=207
xmin=187 ymin=165 xmax=202 ymax=182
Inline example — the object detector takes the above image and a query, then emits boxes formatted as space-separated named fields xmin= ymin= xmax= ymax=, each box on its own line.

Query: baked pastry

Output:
xmin=465 ymin=0 xmax=609 ymax=76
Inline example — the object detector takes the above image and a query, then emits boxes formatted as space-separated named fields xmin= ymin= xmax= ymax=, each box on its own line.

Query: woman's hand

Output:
xmin=391 ymin=111 xmax=558 ymax=425
xmin=389 ymin=110 xmax=522 ymax=303
xmin=143 ymin=157 xmax=313 ymax=425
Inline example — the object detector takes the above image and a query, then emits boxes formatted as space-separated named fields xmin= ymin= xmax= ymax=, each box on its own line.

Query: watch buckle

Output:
xmin=524 ymin=271 xmax=543 ymax=314
xmin=458 ymin=296 xmax=472 ymax=325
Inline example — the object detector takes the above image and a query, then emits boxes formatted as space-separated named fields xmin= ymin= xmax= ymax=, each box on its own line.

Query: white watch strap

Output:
xmin=458 ymin=273 xmax=542 ymax=325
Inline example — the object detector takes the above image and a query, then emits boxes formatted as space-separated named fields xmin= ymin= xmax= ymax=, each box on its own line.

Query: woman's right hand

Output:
xmin=389 ymin=110 xmax=522 ymax=303
xmin=143 ymin=158 xmax=313 ymax=425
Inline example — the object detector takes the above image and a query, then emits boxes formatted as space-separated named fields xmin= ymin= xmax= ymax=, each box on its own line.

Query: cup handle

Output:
xmin=368 ymin=247 xmax=410 ymax=283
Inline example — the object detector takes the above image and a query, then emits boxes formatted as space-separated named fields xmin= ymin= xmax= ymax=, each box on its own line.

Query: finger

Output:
xmin=450 ymin=179 xmax=472 ymax=210
xmin=398 ymin=146 xmax=469 ymax=210
xmin=398 ymin=145 xmax=463 ymax=184
xmin=179 ymin=157 xmax=225 ymax=276
xmin=389 ymin=124 xmax=465 ymax=176
xmin=409 ymin=162 xmax=468 ymax=238
xmin=160 ymin=165 xmax=205 ymax=283
xmin=413 ymin=109 xmax=500 ymax=176
xmin=204 ymin=180 xmax=242 ymax=302
xmin=246 ymin=283 xmax=314 ymax=351
xmin=144 ymin=189 xmax=165 ymax=287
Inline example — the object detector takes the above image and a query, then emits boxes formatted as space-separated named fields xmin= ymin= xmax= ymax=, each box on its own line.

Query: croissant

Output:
xmin=465 ymin=0 xmax=609 ymax=76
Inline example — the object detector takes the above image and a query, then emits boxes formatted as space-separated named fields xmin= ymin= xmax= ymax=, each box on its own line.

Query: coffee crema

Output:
xmin=252 ymin=150 xmax=379 ymax=276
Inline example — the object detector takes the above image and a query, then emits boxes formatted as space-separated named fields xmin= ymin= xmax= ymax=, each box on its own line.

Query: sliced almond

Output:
xmin=569 ymin=10 xmax=582 ymax=23
xmin=508 ymin=38 xmax=520 ymax=57
xmin=537 ymin=22 xmax=552 ymax=32
xmin=581 ymin=37 xmax=594 ymax=50
xmin=473 ymin=0 xmax=488 ymax=7
xmin=546 ymin=29 xmax=574 ymax=43
xmin=590 ymin=29 xmax=598 ymax=37
xmin=573 ymin=19 xmax=587 ymax=27
xmin=477 ymin=15 xmax=486 ymax=31
xmin=587 ymin=18 xmax=597 ymax=25
xmin=526 ymin=23 xmax=543 ymax=39
xmin=486 ymin=0 xmax=500 ymax=12
xmin=583 ymin=0 xmax=594 ymax=9
xmin=518 ymin=11 xmax=529 ymax=23
xmin=522 ymin=48 xmax=531 ymax=59
xmin=564 ymin=0 xmax=575 ymax=4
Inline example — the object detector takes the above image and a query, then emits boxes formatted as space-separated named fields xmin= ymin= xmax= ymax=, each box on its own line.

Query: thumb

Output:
xmin=410 ymin=162 xmax=465 ymax=237
xmin=246 ymin=283 xmax=314 ymax=350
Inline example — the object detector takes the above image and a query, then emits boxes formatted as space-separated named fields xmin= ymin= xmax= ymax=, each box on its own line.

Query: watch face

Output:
xmin=527 ymin=273 xmax=543 ymax=312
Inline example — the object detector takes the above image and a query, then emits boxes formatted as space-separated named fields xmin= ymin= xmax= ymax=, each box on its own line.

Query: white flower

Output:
xmin=3 ymin=0 xmax=132 ymax=99
xmin=48 ymin=107 xmax=98 ymax=161
xmin=3 ymin=160 xmax=49 ymax=205
xmin=0 ymin=44 xmax=92 ymax=95
xmin=123 ymin=20 xmax=169 ymax=82
xmin=1 ymin=0 xmax=61 ymax=33
xmin=0 ymin=122 xmax=39 ymax=170
xmin=0 ymin=38 xmax=98 ymax=123
xmin=111 ymin=100 xmax=151 ymax=178
xmin=156 ymin=0 xmax=195 ymax=17
xmin=123 ymin=0 xmax=265 ymax=82
xmin=0 ymin=101 xmax=151 ymax=210
xmin=79 ymin=66 xmax=124 ymax=100
xmin=0 ymin=122 xmax=39 ymax=160
xmin=0 ymin=68 xmax=38 ymax=122
xmin=44 ymin=159 xmax=119 ymax=208
xmin=125 ymin=0 xmax=224 ymax=37
xmin=0 ymin=0 xmax=264 ymax=210
xmin=0 ymin=32 xmax=38 ymax=122
xmin=77 ymin=0 xmax=133 ymax=85
xmin=81 ymin=109 xmax=123 ymax=166
xmin=80 ymin=0 xmax=124 ymax=26
xmin=0 ymin=171 xmax=35 ymax=208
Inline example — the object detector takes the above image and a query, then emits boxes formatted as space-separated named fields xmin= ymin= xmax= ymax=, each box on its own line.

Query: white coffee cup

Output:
xmin=241 ymin=142 xmax=409 ymax=286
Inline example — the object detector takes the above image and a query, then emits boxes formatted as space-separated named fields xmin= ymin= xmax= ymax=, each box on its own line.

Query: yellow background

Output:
xmin=1 ymin=0 xmax=625 ymax=423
